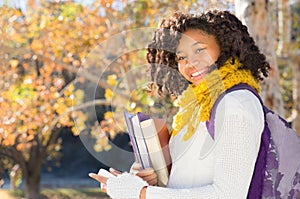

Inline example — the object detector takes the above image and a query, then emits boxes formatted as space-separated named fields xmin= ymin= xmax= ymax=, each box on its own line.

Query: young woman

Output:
xmin=90 ymin=9 xmax=271 ymax=198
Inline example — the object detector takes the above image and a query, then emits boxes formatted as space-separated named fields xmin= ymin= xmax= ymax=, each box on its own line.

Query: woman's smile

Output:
xmin=189 ymin=67 xmax=209 ymax=80
xmin=176 ymin=29 xmax=220 ymax=85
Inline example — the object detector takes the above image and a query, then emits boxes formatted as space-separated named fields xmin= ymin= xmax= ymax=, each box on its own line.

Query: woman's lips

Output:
xmin=190 ymin=68 xmax=208 ymax=80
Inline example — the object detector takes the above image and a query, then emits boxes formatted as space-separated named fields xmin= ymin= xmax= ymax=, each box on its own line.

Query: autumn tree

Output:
xmin=0 ymin=2 xmax=108 ymax=198
xmin=235 ymin=0 xmax=300 ymax=133
xmin=291 ymin=1 xmax=300 ymax=133
xmin=235 ymin=0 xmax=285 ymax=115
xmin=0 ymin=1 xmax=205 ymax=198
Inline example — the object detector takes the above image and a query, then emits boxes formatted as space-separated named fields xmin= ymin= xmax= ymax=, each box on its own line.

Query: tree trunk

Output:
xmin=277 ymin=0 xmax=291 ymax=57
xmin=292 ymin=55 xmax=300 ymax=135
xmin=24 ymin=167 xmax=42 ymax=199
xmin=9 ymin=164 xmax=21 ymax=190
xmin=235 ymin=0 xmax=285 ymax=115
xmin=276 ymin=0 xmax=300 ymax=134
xmin=20 ymin=144 xmax=44 ymax=199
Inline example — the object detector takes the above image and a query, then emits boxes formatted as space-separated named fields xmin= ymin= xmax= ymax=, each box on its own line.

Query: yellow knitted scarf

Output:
xmin=171 ymin=59 xmax=261 ymax=141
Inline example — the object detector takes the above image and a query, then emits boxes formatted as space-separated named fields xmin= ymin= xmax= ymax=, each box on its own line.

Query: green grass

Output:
xmin=3 ymin=188 xmax=110 ymax=199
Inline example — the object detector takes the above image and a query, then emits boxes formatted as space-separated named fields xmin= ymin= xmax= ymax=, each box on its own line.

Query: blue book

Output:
xmin=123 ymin=112 xmax=143 ymax=165
xmin=130 ymin=112 xmax=152 ymax=169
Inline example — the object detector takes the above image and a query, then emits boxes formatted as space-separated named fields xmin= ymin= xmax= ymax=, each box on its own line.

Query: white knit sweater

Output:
xmin=146 ymin=90 xmax=264 ymax=199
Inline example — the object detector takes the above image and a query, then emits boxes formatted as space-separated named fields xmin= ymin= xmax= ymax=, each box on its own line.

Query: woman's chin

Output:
xmin=190 ymin=74 xmax=207 ymax=85
xmin=190 ymin=79 xmax=205 ymax=86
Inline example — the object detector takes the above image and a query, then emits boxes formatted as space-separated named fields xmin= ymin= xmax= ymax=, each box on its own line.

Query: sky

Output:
xmin=0 ymin=0 xmax=27 ymax=12
xmin=0 ymin=0 xmax=96 ymax=12
xmin=0 ymin=0 xmax=131 ymax=14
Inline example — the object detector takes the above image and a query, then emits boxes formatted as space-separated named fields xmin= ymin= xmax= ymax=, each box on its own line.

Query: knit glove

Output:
xmin=106 ymin=172 xmax=149 ymax=199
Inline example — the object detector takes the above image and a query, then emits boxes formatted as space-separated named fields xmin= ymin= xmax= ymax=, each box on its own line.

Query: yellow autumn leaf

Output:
xmin=63 ymin=89 xmax=72 ymax=96
xmin=2 ymin=139 xmax=10 ymax=146
xmin=107 ymin=74 xmax=118 ymax=86
xmin=31 ymin=39 xmax=43 ymax=52
xmin=62 ymin=57 xmax=69 ymax=63
xmin=57 ymin=97 xmax=65 ymax=104
xmin=17 ymin=126 xmax=28 ymax=133
xmin=109 ymin=129 xmax=117 ymax=139
xmin=65 ymin=98 xmax=73 ymax=106
xmin=93 ymin=144 xmax=103 ymax=152
xmin=26 ymin=135 xmax=34 ymax=141
xmin=58 ymin=115 xmax=70 ymax=125
xmin=104 ymin=111 xmax=113 ymax=120
xmin=104 ymin=144 xmax=112 ymax=151
xmin=7 ymin=134 xmax=16 ymax=146
xmin=104 ymin=88 xmax=114 ymax=99
xmin=9 ymin=59 xmax=19 ymax=68
xmin=16 ymin=143 xmax=26 ymax=151
xmin=55 ymin=104 xmax=67 ymax=115
xmin=74 ymin=89 xmax=84 ymax=104
xmin=71 ymin=126 xmax=80 ymax=136
xmin=52 ymin=91 xmax=60 ymax=99
xmin=28 ymin=129 xmax=35 ymax=135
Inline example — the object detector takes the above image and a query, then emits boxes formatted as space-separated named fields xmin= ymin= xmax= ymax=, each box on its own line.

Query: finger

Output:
xmin=109 ymin=167 xmax=121 ymax=176
xmin=89 ymin=173 xmax=108 ymax=184
xmin=136 ymin=168 xmax=155 ymax=177
xmin=131 ymin=162 xmax=142 ymax=171
xmin=101 ymin=187 xmax=107 ymax=193
xmin=130 ymin=162 xmax=142 ymax=175
xmin=147 ymin=178 xmax=158 ymax=186
xmin=139 ymin=173 xmax=157 ymax=182
xmin=101 ymin=184 xmax=107 ymax=193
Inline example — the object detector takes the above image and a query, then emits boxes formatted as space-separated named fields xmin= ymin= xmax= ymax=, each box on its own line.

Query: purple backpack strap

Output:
xmin=207 ymin=83 xmax=300 ymax=198
xmin=206 ymin=83 xmax=270 ymax=198
xmin=206 ymin=83 xmax=266 ymax=139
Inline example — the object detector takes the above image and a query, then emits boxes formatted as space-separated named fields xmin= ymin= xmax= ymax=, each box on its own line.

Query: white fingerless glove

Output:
xmin=106 ymin=172 xmax=148 ymax=199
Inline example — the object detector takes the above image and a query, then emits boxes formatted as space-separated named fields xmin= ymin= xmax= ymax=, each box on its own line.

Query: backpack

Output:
xmin=206 ymin=83 xmax=300 ymax=199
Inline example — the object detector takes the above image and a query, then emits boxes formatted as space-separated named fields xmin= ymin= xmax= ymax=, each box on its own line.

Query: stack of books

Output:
xmin=123 ymin=112 xmax=171 ymax=187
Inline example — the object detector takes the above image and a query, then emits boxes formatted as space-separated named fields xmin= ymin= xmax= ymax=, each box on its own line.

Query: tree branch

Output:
xmin=42 ymin=99 xmax=110 ymax=150
xmin=36 ymin=54 xmax=145 ymax=108
xmin=37 ymin=54 xmax=118 ymax=92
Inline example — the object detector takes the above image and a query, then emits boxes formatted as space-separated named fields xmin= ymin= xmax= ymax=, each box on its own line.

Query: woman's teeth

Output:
xmin=191 ymin=70 xmax=204 ymax=77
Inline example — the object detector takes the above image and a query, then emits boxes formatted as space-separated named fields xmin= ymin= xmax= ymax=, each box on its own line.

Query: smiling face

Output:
xmin=176 ymin=29 xmax=220 ymax=85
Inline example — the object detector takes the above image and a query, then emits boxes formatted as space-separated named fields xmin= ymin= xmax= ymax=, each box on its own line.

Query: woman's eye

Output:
xmin=177 ymin=56 xmax=186 ymax=61
xmin=195 ymin=48 xmax=204 ymax=54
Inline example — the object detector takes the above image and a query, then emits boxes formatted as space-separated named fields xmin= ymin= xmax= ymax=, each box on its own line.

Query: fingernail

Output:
xmin=109 ymin=168 xmax=115 ymax=172
xmin=133 ymin=162 xmax=141 ymax=168
xmin=88 ymin=173 xmax=94 ymax=177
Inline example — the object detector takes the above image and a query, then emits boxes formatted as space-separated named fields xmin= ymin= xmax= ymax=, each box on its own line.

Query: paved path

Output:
xmin=0 ymin=190 xmax=13 ymax=199
xmin=1 ymin=176 xmax=99 ymax=189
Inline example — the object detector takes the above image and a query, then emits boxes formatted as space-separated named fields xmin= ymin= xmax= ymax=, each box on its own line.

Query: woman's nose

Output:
xmin=185 ymin=62 xmax=194 ymax=68
xmin=186 ymin=59 xmax=199 ymax=68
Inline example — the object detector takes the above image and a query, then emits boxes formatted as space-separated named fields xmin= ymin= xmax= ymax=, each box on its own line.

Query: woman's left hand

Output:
xmin=89 ymin=172 xmax=108 ymax=192
xmin=130 ymin=162 xmax=158 ymax=186
xmin=89 ymin=168 xmax=149 ymax=199
xmin=89 ymin=168 xmax=119 ymax=192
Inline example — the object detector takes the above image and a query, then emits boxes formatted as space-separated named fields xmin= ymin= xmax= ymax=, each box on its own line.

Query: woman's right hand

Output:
xmin=130 ymin=162 xmax=158 ymax=186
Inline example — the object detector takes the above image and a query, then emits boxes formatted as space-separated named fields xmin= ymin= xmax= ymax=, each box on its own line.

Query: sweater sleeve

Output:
xmin=146 ymin=90 xmax=264 ymax=199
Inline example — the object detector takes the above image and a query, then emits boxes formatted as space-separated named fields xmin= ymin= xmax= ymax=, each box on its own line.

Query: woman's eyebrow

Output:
xmin=192 ymin=41 xmax=203 ymax=46
xmin=176 ymin=41 xmax=204 ymax=54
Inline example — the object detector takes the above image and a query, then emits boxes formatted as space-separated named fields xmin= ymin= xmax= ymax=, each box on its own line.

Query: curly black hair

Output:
xmin=147 ymin=10 xmax=271 ymax=96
